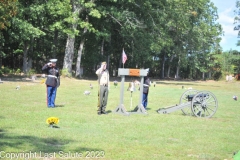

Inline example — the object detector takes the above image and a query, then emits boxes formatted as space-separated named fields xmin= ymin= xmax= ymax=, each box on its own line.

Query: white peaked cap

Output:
xmin=50 ymin=59 xmax=57 ymax=63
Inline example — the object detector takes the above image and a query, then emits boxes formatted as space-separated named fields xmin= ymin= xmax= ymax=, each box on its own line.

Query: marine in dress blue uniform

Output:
xmin=42 ymin=59 xmax=60 ymax=108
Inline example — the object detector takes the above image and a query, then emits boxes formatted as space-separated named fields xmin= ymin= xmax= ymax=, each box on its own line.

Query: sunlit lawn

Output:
xmin=0 ymin=77 xmax=239 ymax=160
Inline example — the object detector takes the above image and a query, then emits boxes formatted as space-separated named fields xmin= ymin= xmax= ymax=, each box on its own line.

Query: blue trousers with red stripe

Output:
xmin=47 ymin=85 xmax=57 ymax=107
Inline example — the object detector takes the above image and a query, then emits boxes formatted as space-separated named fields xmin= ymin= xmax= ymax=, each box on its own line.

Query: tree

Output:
xmin=0 ymin=0 xmax=17 ymax=30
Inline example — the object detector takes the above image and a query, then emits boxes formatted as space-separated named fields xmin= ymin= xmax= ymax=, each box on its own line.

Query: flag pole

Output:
xmin=123 ymin=48 xmax=124 ymax=68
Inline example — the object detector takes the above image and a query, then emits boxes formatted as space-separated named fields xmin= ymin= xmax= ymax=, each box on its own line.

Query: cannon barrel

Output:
xmin=157 ymin=89 xmax=218 ymax=118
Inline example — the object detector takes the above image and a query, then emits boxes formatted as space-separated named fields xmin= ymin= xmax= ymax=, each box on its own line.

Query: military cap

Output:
xmin=146 ymin=68 xmax=149 ymax=73
xmin=50 ymin=59 xmax=57 ymax=63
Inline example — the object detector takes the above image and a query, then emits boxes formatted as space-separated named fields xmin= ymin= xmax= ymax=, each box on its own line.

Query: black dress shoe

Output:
xmin=101 ymin=111 xmax=108 ymax=114
xmin=97 ymin=112 xmax=102 ymax=115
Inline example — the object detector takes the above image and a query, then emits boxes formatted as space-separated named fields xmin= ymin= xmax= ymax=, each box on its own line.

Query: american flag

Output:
xmin=122 ymin=49 xmax=127 ymax=64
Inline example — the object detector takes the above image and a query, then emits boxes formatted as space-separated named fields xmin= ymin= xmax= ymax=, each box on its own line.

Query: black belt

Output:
xmin=102 ymin=84 xmax=108 ymax=87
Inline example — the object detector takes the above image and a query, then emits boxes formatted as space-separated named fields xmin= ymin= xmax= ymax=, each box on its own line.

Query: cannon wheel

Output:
xmin=180 ymin=89 xmax=199 ymax=116
xmin=191 ymin=91 xmax=218 ymax=118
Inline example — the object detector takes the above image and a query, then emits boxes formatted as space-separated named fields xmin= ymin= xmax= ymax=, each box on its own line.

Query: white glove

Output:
xmin=143 ymin=84 xmax=149 ymax=87
xmin=100 ymin=64 xmax=103 ymax=69
xmin=47 ymin=62 xmax=52 ymax=66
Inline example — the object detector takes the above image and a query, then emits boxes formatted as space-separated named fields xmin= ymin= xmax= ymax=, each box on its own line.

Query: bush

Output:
xmin=212 ymin=71 xmax=222 ymax=80
xmin=1 ymin=66 xmax=11 ymax=74
xmin=27 ymin=69 xmax=36 ymax=77
xmin=61 ymin=69 xmax=72 ymax=78
xmin=15 ymin=68 xmax=21 ymax=75
xmin=0 ymin=66 xmax=12 ymax=75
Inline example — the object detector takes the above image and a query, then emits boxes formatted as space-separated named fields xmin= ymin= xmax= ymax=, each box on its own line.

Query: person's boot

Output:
xmin=97 ymin=108 xmax=102 ymax=115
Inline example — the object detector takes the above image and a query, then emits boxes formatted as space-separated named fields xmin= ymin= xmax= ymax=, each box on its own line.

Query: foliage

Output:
xmin=0 ymin=0 xmax=225 ymax=80
xmin=14 ymin=68 xmax=21 ymax=74
xmin=27 ymin=69 xmax=36 ymax=77
xmin=220 ymin=50 xmax=240 ymax=76
xmin=212 ymin=70 xmax=222 ymax=80
xmin=0 ymin=67 xmax=22 ymax=76
xmin=0 ymin=0 xmax=17 ymax=29
xmin=0 ymin=66 xmax=11 ymax=75
xmin=61 ymin=68 xmax=72 ymax=78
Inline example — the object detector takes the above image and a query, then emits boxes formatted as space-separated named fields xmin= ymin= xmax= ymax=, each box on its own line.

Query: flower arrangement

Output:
xmin=46 ymin=117 xmax=59 ymax=128
xmin=40 ymin=79 xmax=46 ymax=84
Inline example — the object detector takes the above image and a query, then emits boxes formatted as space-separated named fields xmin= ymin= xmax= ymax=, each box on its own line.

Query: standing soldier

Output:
xmin=96 ymin=62 xmax=110 ymax=115
xmin=142 ymin=68 xmax=150 ymax=110
xmin=42 ymin=59 xmax=60 ymax=108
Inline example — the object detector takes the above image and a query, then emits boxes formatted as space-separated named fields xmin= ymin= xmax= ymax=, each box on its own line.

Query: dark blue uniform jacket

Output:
xmin=42 ymin=64 xmax=60 ymax=87
xmin=143 ymin=76 xmax=150 ymax=94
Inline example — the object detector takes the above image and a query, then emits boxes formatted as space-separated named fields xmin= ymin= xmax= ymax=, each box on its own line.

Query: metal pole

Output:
xmin=120 ymin=75 xmax=125 ymax=105
xmin=139 ymin=76 xmax=144 ymax=105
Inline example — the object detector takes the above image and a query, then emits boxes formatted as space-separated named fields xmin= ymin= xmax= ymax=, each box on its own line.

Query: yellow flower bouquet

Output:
xmin=40 ymin=79 xmax=46 ymax=84
xmin=46 ymin=117 xmax=59 ymax=128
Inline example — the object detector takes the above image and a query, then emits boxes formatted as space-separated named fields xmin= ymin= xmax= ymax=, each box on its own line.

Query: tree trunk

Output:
xmin=75 ymin=38 xmax=85 ymax=78
xmin=208 ymin=71 xmax=211 ymax=79
xmin=202 ymin=72 xmax=205 ymax=80
xmin=63 ymin=36 xmax=75 ymax=74
xmin=27 ymin=37 xmax=34 ymax=72
xmin=76 ymin=15 xmax=88 ymax=78
xmin=27 ymin=58 xmax=32 ymax=72
xmin=0 ymin=57 xmax=2 ymax=68
xmin=175 ymin=55 xmax=181 ymax=79
xmin=161 ymin=53 xmax=166 ymax=78
xmin=62 ymin=0 xmax=82 ymax=74
xmin=101 ymin=39 xmax=104 ymax=56
xmin=23 ymin=41 xmax=29 ymax=74
xmin=0 ymin=45 xmax=2 ymax=67
xmin=167 ymin=54 xmax=174 ymax=77
xmin=107 ymin=54 xmax=110 ymax=72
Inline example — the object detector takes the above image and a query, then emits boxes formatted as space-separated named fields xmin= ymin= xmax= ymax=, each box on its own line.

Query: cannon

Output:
xmin=157 ymin=89 xmax=218 ymax=118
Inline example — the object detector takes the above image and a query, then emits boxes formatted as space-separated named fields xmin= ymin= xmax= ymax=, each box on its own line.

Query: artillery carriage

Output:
xmin=157 ymin=89 xmax=218 ymax=118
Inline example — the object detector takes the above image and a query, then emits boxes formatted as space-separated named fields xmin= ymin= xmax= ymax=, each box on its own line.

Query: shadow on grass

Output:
xmin=156 ymin=81 xmax=221 ymax=87
xmin=55 ymin=105 xmax=65 ymax=108
xmin=0 ymin=76 xmax=43 ymax=83
xmin=0 ymin=129 xmax=103 ymax=154
xmin=106 ymin=110 xmax=112 ymax=114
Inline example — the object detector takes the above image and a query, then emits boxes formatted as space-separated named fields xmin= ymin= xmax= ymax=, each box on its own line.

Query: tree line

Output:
xmin=0 ymin=0 xmax=239 ymax=80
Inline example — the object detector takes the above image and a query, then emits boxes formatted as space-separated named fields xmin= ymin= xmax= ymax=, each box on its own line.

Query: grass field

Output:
xmin=0 ymin=77 xmax=240 ymax=160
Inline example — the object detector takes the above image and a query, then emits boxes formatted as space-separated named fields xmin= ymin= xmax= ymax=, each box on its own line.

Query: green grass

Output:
xmin=0 ymin=78 xmax=239 ymax=160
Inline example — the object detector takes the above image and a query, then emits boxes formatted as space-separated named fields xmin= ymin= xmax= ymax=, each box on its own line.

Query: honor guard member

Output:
xmin=96 ymin=62 xmax=110 ymax=115
xmin=42 ymin=59 xmax=60 ymax=108
xmin=142 ymin=68 xmax=151 ymax=109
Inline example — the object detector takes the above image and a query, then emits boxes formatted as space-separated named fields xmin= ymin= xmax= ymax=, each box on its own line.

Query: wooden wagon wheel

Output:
xmin=179 ymin=89 xmax=199 ymax=116
xmin=191 ymin=91 xmax=218 ymax=118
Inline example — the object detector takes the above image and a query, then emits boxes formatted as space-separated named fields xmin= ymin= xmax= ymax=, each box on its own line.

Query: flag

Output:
xmin=122 ymin=49 xmax=127 ymax=64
